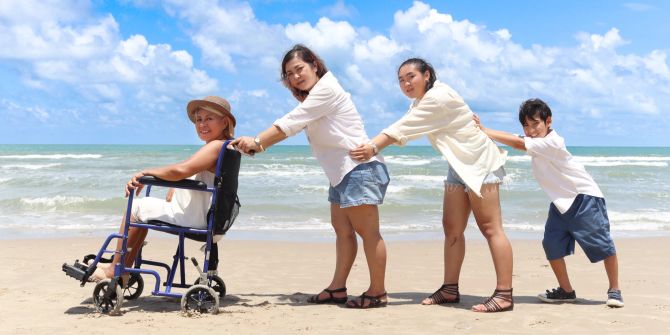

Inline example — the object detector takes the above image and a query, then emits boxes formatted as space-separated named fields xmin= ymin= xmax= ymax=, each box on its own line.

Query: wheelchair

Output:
xmin=62 ymin=140 xmax=241 ymax=315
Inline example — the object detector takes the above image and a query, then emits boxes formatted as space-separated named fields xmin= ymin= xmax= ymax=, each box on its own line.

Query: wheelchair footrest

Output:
xmin=62 ymin=260 xmax=91 ymax=284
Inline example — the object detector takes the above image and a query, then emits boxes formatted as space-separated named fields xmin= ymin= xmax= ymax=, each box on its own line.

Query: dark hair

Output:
xmin=398 ymin=58 xmax=437 ymax=92
xmin=519 ymin=98 xmax=552 ymax=125
xmin=281 ymin=44 xmax=328 ymax=84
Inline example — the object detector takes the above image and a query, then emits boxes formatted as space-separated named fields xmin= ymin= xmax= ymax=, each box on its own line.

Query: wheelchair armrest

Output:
xmin=138 ymin=176 xmax=208 ymax=190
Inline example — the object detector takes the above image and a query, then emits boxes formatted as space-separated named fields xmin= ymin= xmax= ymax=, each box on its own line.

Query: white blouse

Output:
xmin=274 ymin=71 xmax=381 ymax=186
xmin=382 ymin=81 xmax=506 ymax=197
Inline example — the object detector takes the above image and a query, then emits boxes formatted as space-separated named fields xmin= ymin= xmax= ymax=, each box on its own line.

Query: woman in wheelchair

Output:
xmin=89 ymin=96 xmax=236 ymax=283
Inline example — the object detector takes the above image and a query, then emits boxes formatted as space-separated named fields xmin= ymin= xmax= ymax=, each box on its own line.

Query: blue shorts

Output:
xmin=328 ymin=161 xmax=389 ymax=208
xmin=543 ymin=194 xmax=616 ymax=263
xmin=444 ymin=166 xmax=506 ymax=192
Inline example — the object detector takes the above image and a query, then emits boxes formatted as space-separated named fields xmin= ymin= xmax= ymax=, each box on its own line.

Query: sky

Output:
xmin=1 ymin=0 xmax=669 ymax=146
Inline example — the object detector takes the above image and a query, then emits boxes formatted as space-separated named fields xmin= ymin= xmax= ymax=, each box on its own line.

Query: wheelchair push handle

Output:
xmin=137 ymin=176 xmax=208 ymax=190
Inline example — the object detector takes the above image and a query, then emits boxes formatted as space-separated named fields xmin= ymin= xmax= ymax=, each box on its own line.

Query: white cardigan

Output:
xmin=382 ymin=81 xmax=506 ymax=197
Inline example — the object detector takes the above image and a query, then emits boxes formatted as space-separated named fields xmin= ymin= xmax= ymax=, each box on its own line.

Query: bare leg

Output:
xmin=345 ymin=204 xmax=387 ymax=307
xmin=99 ymin=212 xmax=148 ymax=279
xmin=311 ymin=204 xmax=356 ymax=301
xmin=348 ymin=205 xmax=386 ymax=295
xmin=603 ymin=254 xmax=619 ymax=290
xmin=422 ymin=184 xmax=470 ymax=305
xmin=548 ymin=258 xmax=574 ymax=292
xmin=469 ymin=184 xmax=514 ymax=312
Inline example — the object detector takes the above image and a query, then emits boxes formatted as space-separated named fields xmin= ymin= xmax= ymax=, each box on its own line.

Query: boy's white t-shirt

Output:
xmin=524 ymin=130 xmax=603 ymax=214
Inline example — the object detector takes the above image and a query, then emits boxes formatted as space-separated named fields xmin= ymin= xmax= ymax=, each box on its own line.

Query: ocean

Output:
xmin=1 ymin=144 xmax=669 ymax=241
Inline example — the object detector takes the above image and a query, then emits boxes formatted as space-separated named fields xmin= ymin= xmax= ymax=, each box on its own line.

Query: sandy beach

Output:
xmin=0 ymin=235 xmax=668 ymax=334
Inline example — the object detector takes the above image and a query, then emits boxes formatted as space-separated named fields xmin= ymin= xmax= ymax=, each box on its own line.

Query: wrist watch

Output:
xmin=254 ymin=137 xmax=265 ymax=152
xmin=369 ymin=142 xmax=379 ymax=155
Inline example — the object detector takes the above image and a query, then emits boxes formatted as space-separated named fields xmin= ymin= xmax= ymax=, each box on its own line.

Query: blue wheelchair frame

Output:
xmin=63 ymin=140 xmax=241 ymax=314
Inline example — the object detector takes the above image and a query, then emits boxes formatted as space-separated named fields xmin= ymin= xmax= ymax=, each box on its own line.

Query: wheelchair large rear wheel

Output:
xmin=92 ymin=279 xmax=123 ymax=315
xmin=194 ymin=275 xmax=226 ymax=298
xmin=181 ymin=284 xmax=219 ymax=315
xmin=123 ymin=273 xmax=144 ymax=300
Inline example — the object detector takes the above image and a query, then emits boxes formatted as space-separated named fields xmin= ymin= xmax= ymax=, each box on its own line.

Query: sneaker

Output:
xmin=538 ymin=287 xmax=577 ymax=303
xmin=606 ymin=289 xmax=624 ymax=308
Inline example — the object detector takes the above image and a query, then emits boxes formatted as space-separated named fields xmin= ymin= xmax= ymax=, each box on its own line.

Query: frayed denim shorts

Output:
xmin=444 ymin=166 xmax=506 ymax=192
xmin=328 ymin=161 xmax=390 ymax=208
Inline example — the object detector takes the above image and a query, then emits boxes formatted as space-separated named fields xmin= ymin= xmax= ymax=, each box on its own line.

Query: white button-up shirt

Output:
xmin=274 ymin=71 xmax=381 ymax=186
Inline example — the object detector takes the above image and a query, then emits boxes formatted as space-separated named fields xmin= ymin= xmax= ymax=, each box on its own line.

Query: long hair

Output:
xmin=280 ymin=44 xmax=328 ymax=100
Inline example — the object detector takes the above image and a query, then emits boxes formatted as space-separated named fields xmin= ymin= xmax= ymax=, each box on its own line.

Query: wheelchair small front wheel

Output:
xmin=194 ymin=275 xmax=226 ymax=298
xmin=92 ymin=279 xmax=124 ymax=315
xmin=181 ymin=284 xmax=219 ymax=315
xmin=123 ymin=273 xmax=144 ymax=300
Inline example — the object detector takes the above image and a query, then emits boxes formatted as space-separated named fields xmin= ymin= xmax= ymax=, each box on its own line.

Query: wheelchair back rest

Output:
xmin=209 ymin=143 xmax=242 ymax=235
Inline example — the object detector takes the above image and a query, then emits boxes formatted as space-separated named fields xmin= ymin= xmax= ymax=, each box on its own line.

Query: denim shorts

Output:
xmin=328 ymin=161 xmax=390 ymax=208
xmin=543 ymin=194 xmax=616 ymax=263
xmin=444 ymin=166 xmax=506 ymax=192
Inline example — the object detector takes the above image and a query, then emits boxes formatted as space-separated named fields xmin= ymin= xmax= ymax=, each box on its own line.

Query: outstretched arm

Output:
xmin=125 ymin=140 xmax=223 ymax=197
xmin=473 ymin=114 xmax=526 ymax=151
xmin=349 ymin=133 xmax=397 ymax=161
xmin=231 ymin=125 xmax=288 ymax=155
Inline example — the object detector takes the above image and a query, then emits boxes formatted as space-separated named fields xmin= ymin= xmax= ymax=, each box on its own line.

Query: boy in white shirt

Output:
xmin=474 ymin=98 xmax=623 ymax=308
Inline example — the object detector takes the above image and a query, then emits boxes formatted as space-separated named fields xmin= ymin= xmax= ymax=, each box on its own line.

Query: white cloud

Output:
xmin=318 ymin=0 xmax=357 ymax=18
xmin=353 ymin=35 xmax=406 ymax=62
xmin=0 ymin=0 xmax=218 ymax=125
xmin=162 ymin=0 xmax=286 ymax=72
xmin=2 ymin=0 xmax=669 ymax=144
xmin=285 ymin=17 xmax=357 ymax=53
xmin=622 ymin=2 xmax=653 ymax=11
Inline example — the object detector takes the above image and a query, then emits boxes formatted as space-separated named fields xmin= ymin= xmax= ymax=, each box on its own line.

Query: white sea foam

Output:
xmin=20 ymin=195 xmax=93 ymax=207
xmin=237 ymin=216 xmax=331 ymax=231
xmin=0 ymin=154 xmax=103 ymax=159
xmin=1 ymin=163 xmax=62 ymax=170
xmin=297 ymin=185 xmax=329 ymax=192
xmin=608 ymin=210 xmax=670 ymax=224
xmin=506 ymin=155 xmax=670 ymax=167
xmin=384 ymin=156 xmax=434 ymax=166
xmin=240 ymin=169 xmax=322 ymax=177
xmin=0 ymin=177 xmax=10 ymax=183
xmin=394 ymin=175 xmax=445 ymax=182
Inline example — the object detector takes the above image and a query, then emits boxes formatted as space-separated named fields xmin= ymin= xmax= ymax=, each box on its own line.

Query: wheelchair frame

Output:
xmin=62 ymin=140 xmax=241 ymax=315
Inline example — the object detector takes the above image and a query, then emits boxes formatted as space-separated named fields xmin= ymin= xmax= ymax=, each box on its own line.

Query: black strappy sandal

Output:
xmin=423 ymin=283 xmax=460 ymax=305
xmin=307 ymin=287 xmax=348 ymax=304
xmin=472 ymin=288 xmax=514 ymax=312
xmin=345 ymin=292 xmax=388 ymax=309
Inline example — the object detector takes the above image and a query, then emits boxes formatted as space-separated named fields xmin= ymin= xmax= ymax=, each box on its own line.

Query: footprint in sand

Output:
xmin=0 ymin=288 xmax=7 ymax=296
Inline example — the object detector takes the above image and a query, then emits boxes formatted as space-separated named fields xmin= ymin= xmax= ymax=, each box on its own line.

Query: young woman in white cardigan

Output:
xmin=350 ymin=58 xmax=514 ymax=312
xmin=233 ymin=45 xmax=390 ymax=309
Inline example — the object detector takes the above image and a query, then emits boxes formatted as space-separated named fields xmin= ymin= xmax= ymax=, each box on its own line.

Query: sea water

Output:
xmin=1 ymin=144 xmax=668 ymax=241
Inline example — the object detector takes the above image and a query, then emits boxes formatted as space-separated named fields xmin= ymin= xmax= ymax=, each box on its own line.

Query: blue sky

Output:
xmin=1 ymin=0 xmax=669 ymax=146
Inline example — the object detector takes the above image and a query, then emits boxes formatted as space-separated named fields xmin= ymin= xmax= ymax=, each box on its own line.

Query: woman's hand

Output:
xmin=349 ymin=143 xmax=375 ymax=162
xmin=230 ymin=136 xmax=260 ymax=155
xmin=472 ymin=113 xmax=485 ymax=131
xmin=125 ymin=171 xmax=146 ymax=197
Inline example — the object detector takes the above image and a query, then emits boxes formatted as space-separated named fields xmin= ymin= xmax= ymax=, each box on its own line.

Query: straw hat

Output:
xmin=186 ymin=96 xmax=236 ymax=127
